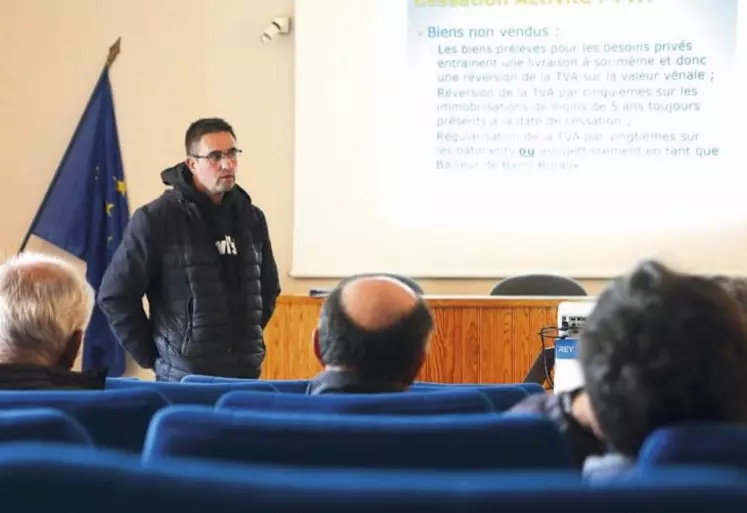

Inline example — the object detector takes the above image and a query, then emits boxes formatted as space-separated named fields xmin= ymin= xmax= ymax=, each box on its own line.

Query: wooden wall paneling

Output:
xmin=460 ymin=308 xmax=481 ymax=383
xmin=421 ymin=308 xmax=449 ymax=383
xmin=291 ymin=302 xmax=323 ymax=378
xmin=511 ymin=305 xmax=533 ymax=383
xmin=261 ymin=304 xmax=286 ymax=379
xmin=438 ymin=308 xmax=459 ymax=383
xmin=262 ymin=298 xmax=321 ymax=379
xmin=424 ymin=307 xmax=480 ymax=383
xmin=479 ymin=307 xmax=514 ymax=383
xmin=262 ymin=296 xmax=572 ymax=383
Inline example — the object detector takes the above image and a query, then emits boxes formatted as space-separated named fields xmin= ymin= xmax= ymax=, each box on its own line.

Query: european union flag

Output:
xmin=21 ymin=67 xmax=129 ymax=376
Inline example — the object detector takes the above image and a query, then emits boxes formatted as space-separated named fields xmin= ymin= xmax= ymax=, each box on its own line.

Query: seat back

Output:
xmin=471 ymin=385 xmax=528 ymax=411
xmin=639 ymin=423 xmax=747 ymax=471
xmin=412 ymin=382 xmax=545 ymax=395
xmin=0 ymin=389 xmax=168 ymax=452
xmin=144 ymin=407 xmax=572 ymax=469
xmin=106 ymin=378 xmax=277 ymax=404
xmin=0 ymin=408 xmax=92 ymax=445
xmin=410 ymin=383 xmax=539 ymax=410
xmin=215 ymin=389 xmax=493 ymax=415
xmin=263 ymin=380 xmax=310 ymax=393
xmin=4 ymin=443 xmax=747 ymax=512
xmin=490 ymin=274 xmax=587 ymax=296
xmin=518 ymin=383 xmax=546 ymax=396
xmin=181 ymin=375 xmax=309 ymax=393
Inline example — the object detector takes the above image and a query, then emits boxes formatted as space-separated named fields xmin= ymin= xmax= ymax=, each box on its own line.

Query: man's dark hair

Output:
xmin=579 ymin=260 xmax=747 ymax=458
xmin=185 ymin=118 xmax=236 ymax=155
xmin=708 ymin=275 xmax=747 ymax=315
xmin=317 ymin=280 xmax=433 ymax=383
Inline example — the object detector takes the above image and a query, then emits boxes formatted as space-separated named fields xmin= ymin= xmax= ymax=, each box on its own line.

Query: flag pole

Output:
xmin=19 ymin=38 xmax=122 ymax=253
xmin=106 ymin=37 xmax=121 ymax=69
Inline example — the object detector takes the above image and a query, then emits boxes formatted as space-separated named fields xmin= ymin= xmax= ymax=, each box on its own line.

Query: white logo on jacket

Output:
xmin=215 ymin=235 xmax=238 ymax=255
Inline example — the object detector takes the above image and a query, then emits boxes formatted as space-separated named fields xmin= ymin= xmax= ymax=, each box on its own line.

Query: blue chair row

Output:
xmin=3 ymin=396 xmax=747 ymax=477
xmin=143 ymin=407 xmax=574 ymax=470
xmin=0 ymin=392 xmax=492 ymax=456
xmin=3 ymin=443 xmax=747 ymax=513
xmin=460 ymin=385 xmax=527 ymax=411
xmin=0 ymin=386 xmax=517 ymax=453
xmin=412 ymin=381 xmax=546 ymax=396
xmin=181 ymin=374 xmax=546 ymax=398
xmin=110 ymin=378 xmax=527 ymax=413
xmin=0 ymin=389 xmax=166 ymax=452
xmin=106 ymin=378 xmax=277 ymax=404
xmin=217 ymin=389 xmax=495 ymax=414
xmin=639 ymin=423 xmax=747 ymax=471
xmin=180 ymin=375 xmax=311 ymax=393
xmin=0 ymin=388 xmax=493 ymax=453
xmin=0 ymin=409 xmax=91 ymax=446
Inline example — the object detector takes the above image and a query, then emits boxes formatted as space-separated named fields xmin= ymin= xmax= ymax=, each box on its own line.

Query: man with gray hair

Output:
xmin=0 ymin=253 xmax=105 ymax=389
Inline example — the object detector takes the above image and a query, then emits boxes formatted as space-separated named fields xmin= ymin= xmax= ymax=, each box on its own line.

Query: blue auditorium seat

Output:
xmin=181 ymin=374 xmax=310 ymax=393
xmin=0 ymin=408 xmax=92 ymax=446
xmin=639 ymin=423 xmax=747 ymax=471
xmin=409 ymin=383 xmax=531 ymax=410
xmin=267 ymin=380 xmax=312 ymax=393
xmin=106 ymin=378 xmax=277 ymax=404
xmin=518 ymin=383 xmax=547 ymax=396
xmin=471 ymin=385 xmax=529 ymax=411
xmin=412 ymin=381 xmax=543 ymax=396
xmin=215 ymin=388 xmax=493 ymax=415
xmin=0 ymin=388 xmax=168 ymax=452
xmin=1 ymin=443 xmax=747 ymax=512
xmin=144 ymin=407 xmax=571 ymax=469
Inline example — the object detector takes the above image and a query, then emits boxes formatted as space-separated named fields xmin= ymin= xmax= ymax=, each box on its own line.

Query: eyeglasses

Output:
xmin=191 ymin=148 xmax=243 ymax=165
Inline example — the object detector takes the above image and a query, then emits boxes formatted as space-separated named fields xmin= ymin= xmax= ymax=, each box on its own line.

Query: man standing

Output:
xmin=99 ymin=118 xmax=280 ymax=381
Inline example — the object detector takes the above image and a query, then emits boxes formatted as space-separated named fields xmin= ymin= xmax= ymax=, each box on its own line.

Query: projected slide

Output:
xmin=406 ymin=0 xmax=737 ymax=175
xmin=293 ymin=0 xmax=746 ymax=278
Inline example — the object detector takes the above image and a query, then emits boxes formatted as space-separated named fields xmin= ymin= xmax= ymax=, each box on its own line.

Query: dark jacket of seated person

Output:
xmin=506 ymin=387 xmax=606 ymax=469
xmin=307 ymin=369 xmax=408 ymax=395
xmin=0 ymin=253 xmax=107 ymax=390
xmin=0 ymin=364 xmax=105 ymax=390
xmin=307 ymin=275 xmax=434 ymax=395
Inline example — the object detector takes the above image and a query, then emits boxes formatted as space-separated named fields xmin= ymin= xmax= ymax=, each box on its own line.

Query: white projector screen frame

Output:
xmin=292 ymin=0 xmax=747 ymax=278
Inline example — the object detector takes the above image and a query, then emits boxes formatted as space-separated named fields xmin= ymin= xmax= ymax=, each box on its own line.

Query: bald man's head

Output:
xmin=316 ymin=275 xmax=433 ymax=385
xmin=340 ymin=276 xmax=420 ymax=331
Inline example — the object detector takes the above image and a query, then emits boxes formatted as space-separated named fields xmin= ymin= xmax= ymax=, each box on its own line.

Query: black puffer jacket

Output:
xmin=98 ymin=164 xmax=280 ymax=381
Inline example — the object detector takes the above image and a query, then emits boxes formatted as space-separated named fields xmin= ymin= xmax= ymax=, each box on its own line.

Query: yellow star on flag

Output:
xmin=106 ymin=203 xmax=114 ymax=216
xmin=114 ymin=177 xmax=126 ymax=197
